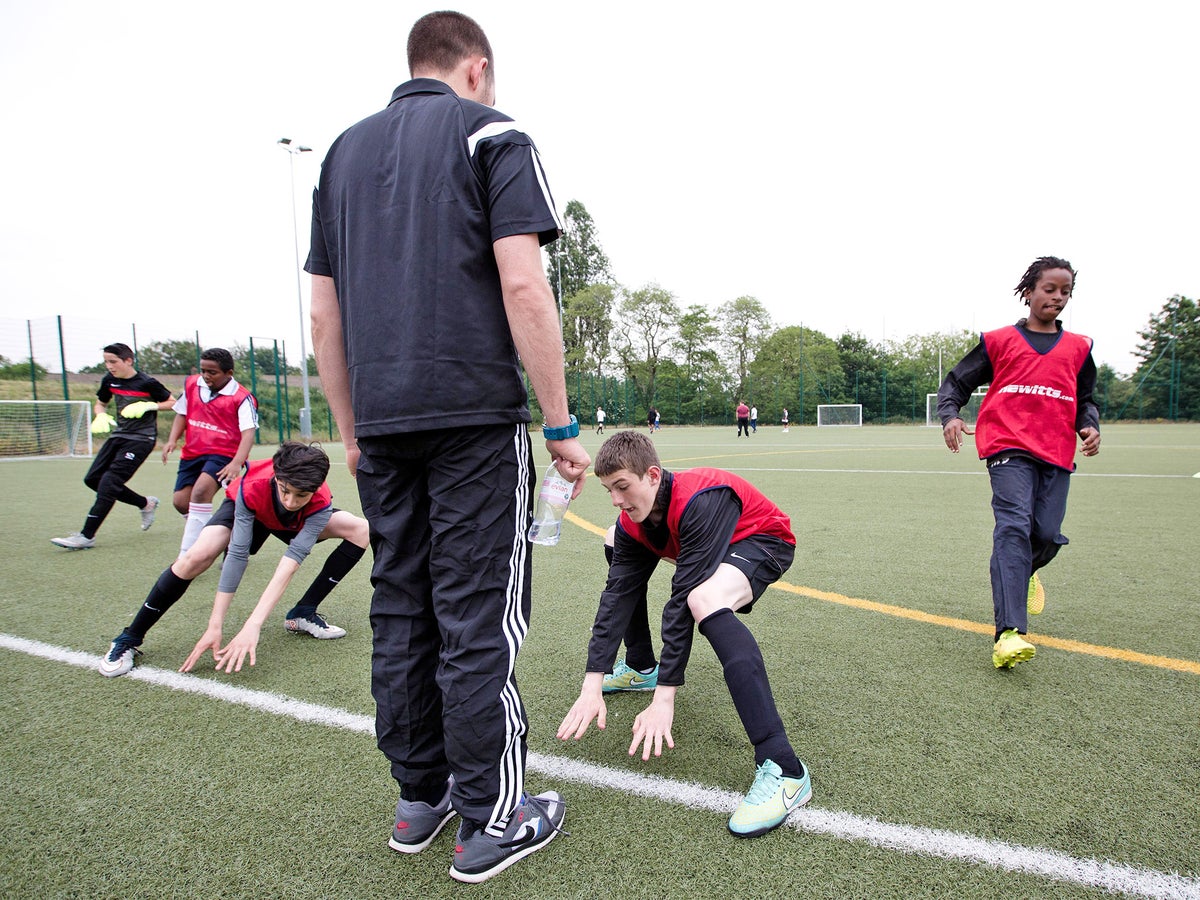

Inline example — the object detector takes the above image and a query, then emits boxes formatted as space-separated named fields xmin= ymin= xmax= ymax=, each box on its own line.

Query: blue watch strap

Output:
xmin=542 ymin=415 xmax=580 ymax=441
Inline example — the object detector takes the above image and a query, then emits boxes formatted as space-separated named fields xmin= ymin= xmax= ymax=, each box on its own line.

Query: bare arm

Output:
xmin=494 ymin=234 xmax=589 ymax=491
xmin=162 ymin=413 xmax=186 ymax=463
xmin=311 ymin=274 xmax=359 ymax=476
xmin=215 ymin=428 xmax=256 ymax=486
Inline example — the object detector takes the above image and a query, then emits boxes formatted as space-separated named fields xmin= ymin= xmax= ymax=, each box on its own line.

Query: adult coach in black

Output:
xmin=307 ymin=11 xmax=589 ymax=884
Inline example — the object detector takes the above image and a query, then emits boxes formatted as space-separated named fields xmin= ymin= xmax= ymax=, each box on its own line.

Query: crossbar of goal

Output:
xmin=816 ymin=404 xmax=863 ymax=427
xmin=0 ymin=400 xmax=93 ymax=459
xmin=925 ymin=390 xmax=988 ymax=427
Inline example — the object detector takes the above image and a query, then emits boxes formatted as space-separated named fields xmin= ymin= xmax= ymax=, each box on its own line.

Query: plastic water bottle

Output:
xmin=528 ymin=463 xmax=573 ymax=546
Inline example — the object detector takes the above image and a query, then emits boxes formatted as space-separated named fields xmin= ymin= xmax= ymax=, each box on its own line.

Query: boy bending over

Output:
xmin=558 ymin=430 xmax=811 ymax=837
xmin=99 ymin=442 xmax=367 ymax=677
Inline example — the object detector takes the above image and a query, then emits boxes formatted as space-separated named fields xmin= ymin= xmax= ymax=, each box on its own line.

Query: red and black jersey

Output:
xmin=976 ymin=326 xmax=1093 ymax=471
xmin=226 ymin=459 xmax=332 ymax=532
xmin=97 ymin=370 xmax=172 ymax=442
xmin=620 ymin=468 xmax=795 ymax=561
xmin=180 ymin=375 xmax=256 ymax=460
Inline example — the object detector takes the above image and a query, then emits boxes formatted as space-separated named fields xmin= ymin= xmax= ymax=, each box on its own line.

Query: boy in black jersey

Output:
xmin=558 ymin=430 xmax=811 ymax=838
xmin=51 ymin=343 xmax=174 ymax=550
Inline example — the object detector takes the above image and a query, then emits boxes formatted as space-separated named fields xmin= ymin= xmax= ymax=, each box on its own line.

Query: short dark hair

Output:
xmin=408 ymin=11 xmax=493 ymax=78
xmin=272 ymin=442 xmax=330 ymax=493
xmin=1013 ymin=257 xmax=1076 ymax=304
xmin=200 ymin=347 xmax=235 ymax=373
xmin=594 ymin=430 xmax=661 ymax=478
xmin=103 ymin=343 xmax=135 ymax=362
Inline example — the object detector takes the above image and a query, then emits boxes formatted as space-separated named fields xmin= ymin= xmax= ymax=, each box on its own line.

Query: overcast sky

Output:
xmin=2 ymin=0 xmax=1196 ymax=376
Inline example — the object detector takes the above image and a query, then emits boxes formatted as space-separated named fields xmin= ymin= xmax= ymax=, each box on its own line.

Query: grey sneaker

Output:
xmin=389 ymin=778 xmax=455 ymax=854
xmin=140 ymin=496 xmax=159 ymax=531
xmin=98 ymin=631 xmax=142 ymax=678
xmin=449 ymin=791 xmax=567 ymax=884
xmin=284 ymin=612 xmax=347 ymax=640
xmin=51 ymin=533 xmax=95 ymax=550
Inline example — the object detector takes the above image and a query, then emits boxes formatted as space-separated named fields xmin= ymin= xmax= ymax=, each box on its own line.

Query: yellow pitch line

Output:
xmin=563 ymin=512 xmax=1200 ymax=677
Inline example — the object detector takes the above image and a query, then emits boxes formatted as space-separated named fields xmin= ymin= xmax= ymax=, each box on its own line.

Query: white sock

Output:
xmin=180 ymin=502 xmax=213 ymax=553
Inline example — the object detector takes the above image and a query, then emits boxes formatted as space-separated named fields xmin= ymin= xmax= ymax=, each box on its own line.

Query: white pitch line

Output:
xmin=4 ymin=633 xmax=1199 ymax=900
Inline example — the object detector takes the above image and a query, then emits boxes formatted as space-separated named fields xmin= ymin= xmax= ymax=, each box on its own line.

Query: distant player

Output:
xmin=750 ymin=405 xmax=758 ymax=433
xmin=781 ymin=408 xmax=789 ymax=433
xmin=558 ymin=430 xmax=811 ymax=838
xmin=98 ymin=442 xmax=367 ymax=678
xmin=51 ymin=343 xmax=174 ymax=550
xmin=596 ymin=406 xmax=606 ymax=434
xmin=937 ymin=256 xmax=1100 ymax=669
xmin=162 ymin=348 xmax=258 ymax=555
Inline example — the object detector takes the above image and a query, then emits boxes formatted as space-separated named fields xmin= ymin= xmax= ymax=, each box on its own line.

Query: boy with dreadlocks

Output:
xmin=98 ymin=442 xmax=368 ymax=677
xmin=937 ymin=256 xmax=1100 ymax=669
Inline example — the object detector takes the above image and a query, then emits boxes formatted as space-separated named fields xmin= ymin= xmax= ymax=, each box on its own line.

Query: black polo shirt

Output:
xmin=306 ymin=78 xmax=562 ymax=436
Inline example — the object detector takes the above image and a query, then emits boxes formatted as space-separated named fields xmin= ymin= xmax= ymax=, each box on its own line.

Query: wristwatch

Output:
xmin=542 ymin=415 xmax=580 ymax=441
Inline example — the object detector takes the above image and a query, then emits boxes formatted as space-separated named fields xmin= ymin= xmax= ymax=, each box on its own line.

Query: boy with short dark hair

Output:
xmin=99 ymin=441 xmax=367 ymax=678
xmin=558 ymin=430 xmax=812 ymax=837
xmin=162 ymin=347 xmax=258 ymax=555
xmin=51 ymin=343 xmax=174 ymax=550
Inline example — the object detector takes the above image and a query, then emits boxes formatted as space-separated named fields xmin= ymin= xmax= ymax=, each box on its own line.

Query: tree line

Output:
xmin=545 ymin=200 xmax=1198 ymax=424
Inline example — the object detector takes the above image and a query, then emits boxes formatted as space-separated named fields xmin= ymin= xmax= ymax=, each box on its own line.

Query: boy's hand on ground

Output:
xmin=213 ymin=623 xmax=260 ymax=673
xmin=1078 ymin=427 xmax=1101 ymax=457
xmin=180 ymin=627 xmax=223 ymax=672
xmin=629 ymin=694 xmax=675 ymax=761
xmin=557 ymin=689 xmax=607 ymax=740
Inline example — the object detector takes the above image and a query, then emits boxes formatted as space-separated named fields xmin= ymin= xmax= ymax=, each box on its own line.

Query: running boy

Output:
xmin=98 ymin=442 xmax=367 ymax=678
xmin=557 ymin=430 xmax=811 ymax=837
xmin=162 ymin=348 xmax=258 ymax=555
xmin=51 ymin=343 xmax=173 ymax=550
xmin=937 ymin=256 xmax=1100 ymax=669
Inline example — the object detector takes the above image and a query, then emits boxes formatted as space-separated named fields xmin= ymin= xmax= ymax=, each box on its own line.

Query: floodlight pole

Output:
xmin=278 ymin=137 xmax=313 ymax=438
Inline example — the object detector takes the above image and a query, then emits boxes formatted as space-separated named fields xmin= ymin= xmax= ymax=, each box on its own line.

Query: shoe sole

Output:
xmin=449 ymin=826 xmax=562 ymax=884
xmin=993 ymin=645 xmax=1036 ymax=669
xmin=1027 ymin=575 xmax=1045 ymax=615
xmin=51 ymin=540 xmax=94 ymax=550
xmin=600 ymin=686 xmax=657 ymax=696
xmin=389 ymin=809 xmax=456 ymax=854
xmin=141 ymin=499 xmax=159 ymax=531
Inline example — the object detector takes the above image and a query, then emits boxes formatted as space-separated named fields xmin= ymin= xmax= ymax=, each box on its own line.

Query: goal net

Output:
xmin=0 ymin=401 xmax=93 ymax=459
xmin=816 ymin=404 xmax=863 ymax=427
xmin=926 ymin=389 xmax=988 ymax=427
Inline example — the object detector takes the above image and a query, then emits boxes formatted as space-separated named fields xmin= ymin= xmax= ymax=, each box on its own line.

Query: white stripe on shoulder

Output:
xmin=467 ymin=119 xmax=527 ymax=157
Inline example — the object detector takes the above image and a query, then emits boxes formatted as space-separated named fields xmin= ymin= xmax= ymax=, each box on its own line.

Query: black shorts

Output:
xmin=724 ymin=535 xmax=795 ymax=612
xmin=208 ymin=498 xmax=339 ymax=554
xmin=85 ymin=436 xmax=153 ymax=488
xmin=174 ymin=454 xmax=237 ymax=491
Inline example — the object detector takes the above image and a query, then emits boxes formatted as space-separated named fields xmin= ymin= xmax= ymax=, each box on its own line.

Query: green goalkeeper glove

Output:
xmin=120 ymin=400 xmax=159 ymax=418
xmin=90 ymin=412 xmax=116 ymax=434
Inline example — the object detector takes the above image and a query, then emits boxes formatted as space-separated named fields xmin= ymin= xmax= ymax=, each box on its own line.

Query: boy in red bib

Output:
xmin=558 ymin=430 xmax=811 ymax=838
xmin=162 ymin=348 xmax=258 ymax=555
xmin=98 ymin=442 xmax=367 ymax=678
xmin=937 ymin=256 xmax=1101 ymax=669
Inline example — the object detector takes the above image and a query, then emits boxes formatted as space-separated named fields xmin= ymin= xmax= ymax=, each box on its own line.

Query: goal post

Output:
xmin=0 ymin=400 xmax=93 ymax=459
xmin=816 ymin=404 xmax=863 ymax=427
xmin=926 ymin=389 xmax=988 ymax=427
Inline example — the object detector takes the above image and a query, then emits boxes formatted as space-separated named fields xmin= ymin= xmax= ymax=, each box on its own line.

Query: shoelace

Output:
xmin=744 ymin=763 xmax=783 ymax=804
xmin=497 ymin=795 xmax=572 ymax=847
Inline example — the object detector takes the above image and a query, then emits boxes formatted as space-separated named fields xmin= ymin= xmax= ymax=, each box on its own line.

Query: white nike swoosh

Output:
xmin=729 ymin=552 xmax=749 ymax=561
